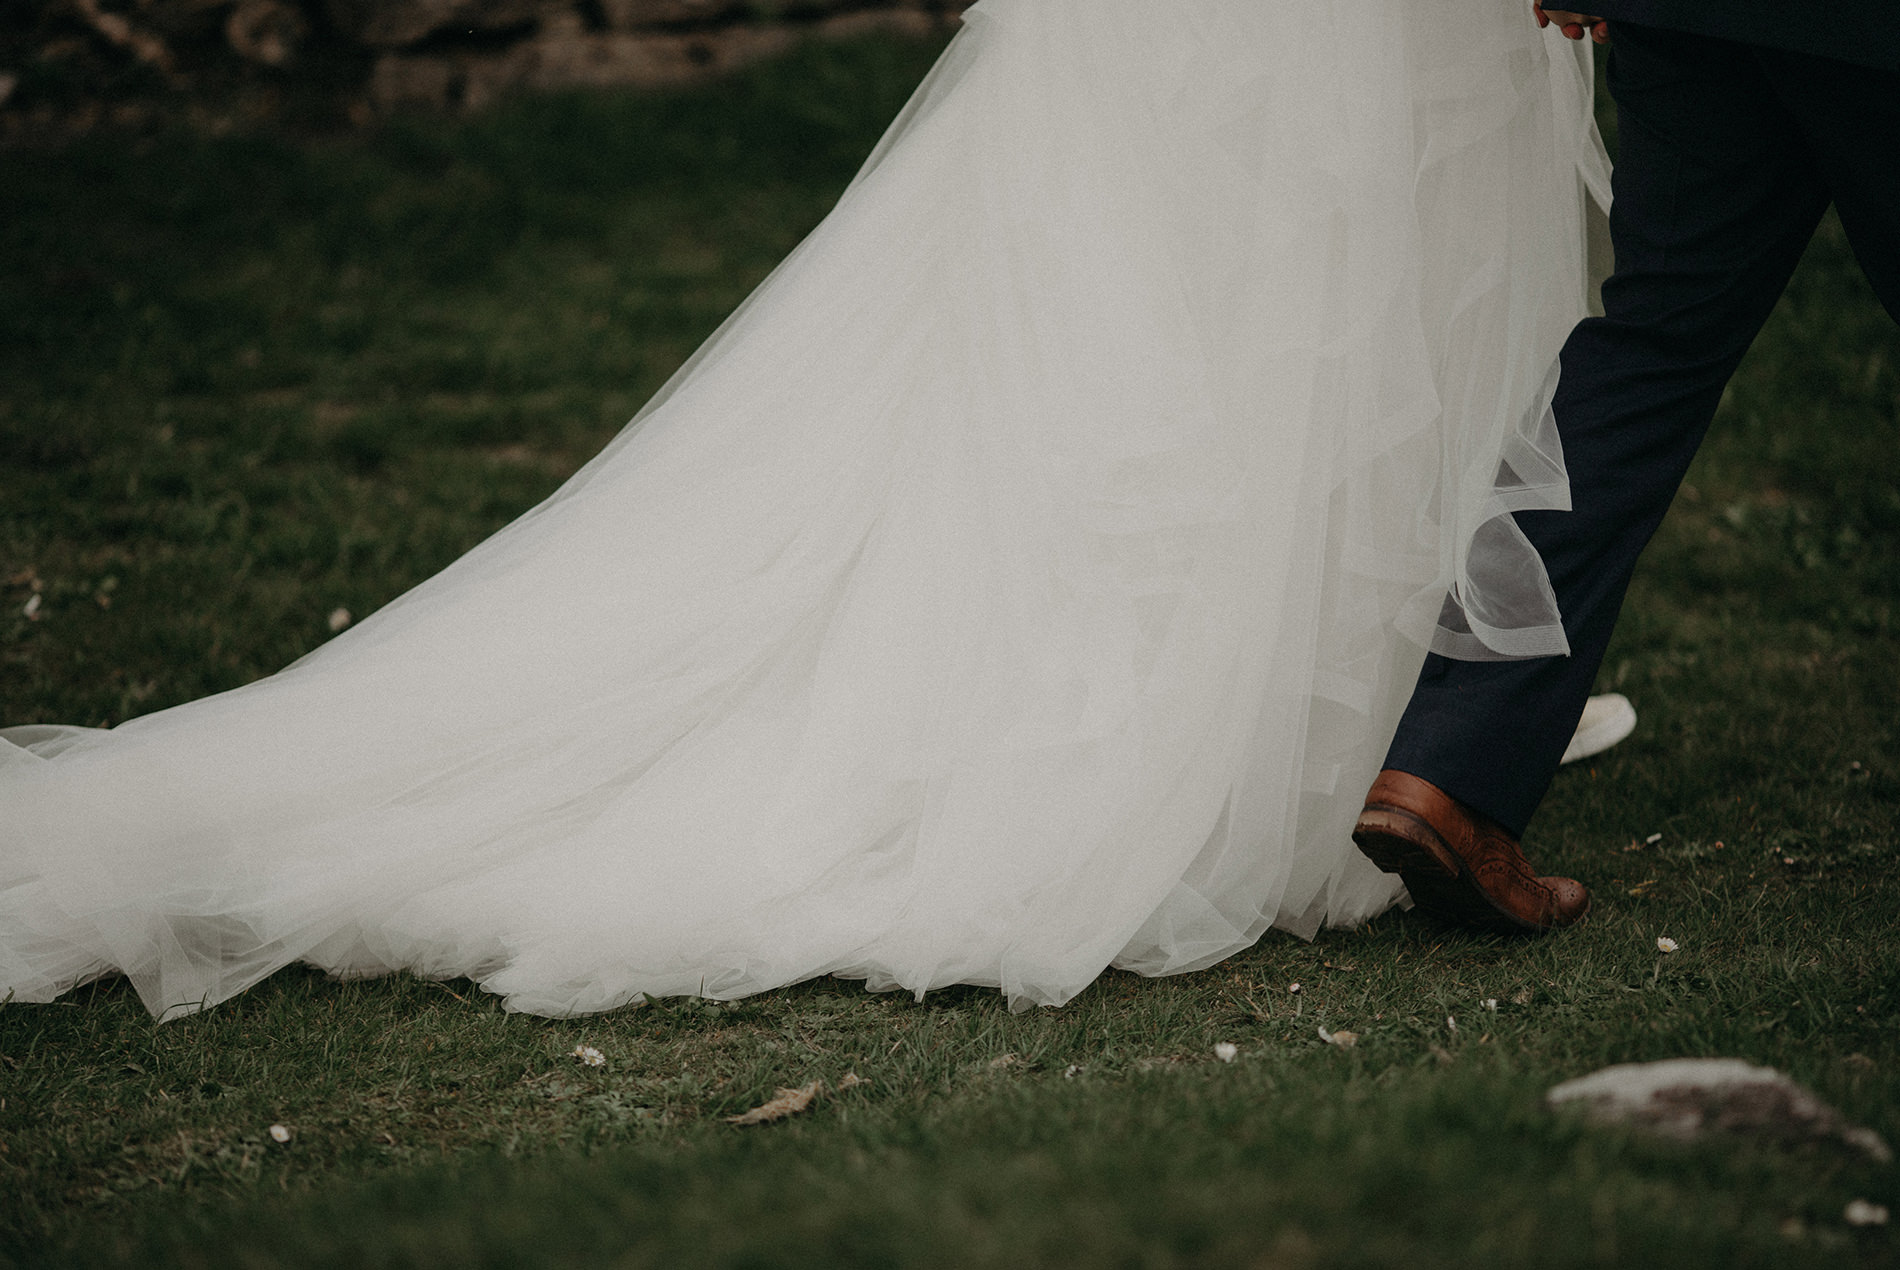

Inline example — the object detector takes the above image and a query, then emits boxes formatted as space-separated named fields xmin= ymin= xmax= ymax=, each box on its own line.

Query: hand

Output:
xmin=1533 ymin=4 xmax=1609 ymax=43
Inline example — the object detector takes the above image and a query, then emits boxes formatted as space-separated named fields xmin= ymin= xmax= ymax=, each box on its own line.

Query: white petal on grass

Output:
xmin=22 ymin=594 xmax=41 ymax=620
xmin=1317 ymin=1026 xmax=1358 ymax=1048
xmin=1844 ymin=1200 xmax=1890 ymax=1227
xmin=572 ymin=1044 xmax=606 ymax=1067
xmin=327 ymin=607 xmax=352 ymax=632
xmin=1287 ymin=982 xmax=1301 ymax=995
xmin=1656 ymin=936 xmax=1679 ymax=954
xmin=1446 ymin=1015 xmax=1458 ymax=1034
xmin=1645 ymin=832 xmax=1663 ymax=844
xmin=268 ymin=1124 xmax=291 ymax=1143
xmin=1213 ymin=1042 xmax=1238 ymax=1063
xmin=1482 ymin=999 xmax=1499 ymax=1011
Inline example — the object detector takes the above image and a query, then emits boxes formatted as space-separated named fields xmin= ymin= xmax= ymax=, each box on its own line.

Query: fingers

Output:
xmin=1532 ymin=5 xmax=1609 ymax=42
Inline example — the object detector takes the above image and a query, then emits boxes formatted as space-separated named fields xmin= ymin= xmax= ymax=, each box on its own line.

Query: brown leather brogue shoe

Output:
xmin=1352 ymin=769 xmax=1589 ymax=934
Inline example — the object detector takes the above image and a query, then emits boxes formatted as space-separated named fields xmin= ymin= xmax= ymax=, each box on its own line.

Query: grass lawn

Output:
xmin=2 ymin=30 xmax=1898 ymax=1270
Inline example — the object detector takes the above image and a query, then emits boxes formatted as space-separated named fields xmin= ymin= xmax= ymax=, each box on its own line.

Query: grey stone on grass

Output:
xmin=1548 ymin=1058 xmax=1891 ymax=1161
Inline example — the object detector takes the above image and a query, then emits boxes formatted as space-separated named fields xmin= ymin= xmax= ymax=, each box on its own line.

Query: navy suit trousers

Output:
xmin=1382 ymin=22 xmax=1900 ymax=837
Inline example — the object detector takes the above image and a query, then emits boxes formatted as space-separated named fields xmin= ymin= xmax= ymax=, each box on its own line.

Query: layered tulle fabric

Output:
xmin=0 ymin=0 xmax=1607 ymax=1020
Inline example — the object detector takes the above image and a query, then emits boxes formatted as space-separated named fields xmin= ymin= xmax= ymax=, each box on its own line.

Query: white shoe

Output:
xmin=1561 ymin=693 xmax=1637 ymax=764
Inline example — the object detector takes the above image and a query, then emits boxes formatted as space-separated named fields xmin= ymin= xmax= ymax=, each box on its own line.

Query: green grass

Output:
xmin=3 ymin=32 xmax=1899 ymax=1270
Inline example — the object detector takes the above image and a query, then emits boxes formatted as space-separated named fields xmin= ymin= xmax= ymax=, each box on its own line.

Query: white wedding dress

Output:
xmin=0 ymin=0 xmax=1607 ymax=1021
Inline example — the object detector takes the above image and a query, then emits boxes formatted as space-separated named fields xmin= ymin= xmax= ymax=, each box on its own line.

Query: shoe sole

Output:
xmin=1352 ymin=805 xmax=1557 ymax=936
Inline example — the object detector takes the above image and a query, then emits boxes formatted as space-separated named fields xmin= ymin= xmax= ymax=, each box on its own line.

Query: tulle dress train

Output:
xmin=0 ymin=0 xmax=1608 ymax=1020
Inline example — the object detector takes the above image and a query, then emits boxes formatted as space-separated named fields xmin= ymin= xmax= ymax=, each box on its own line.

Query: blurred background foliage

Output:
xmin=0 ymin=0 xmax=964 ymax=138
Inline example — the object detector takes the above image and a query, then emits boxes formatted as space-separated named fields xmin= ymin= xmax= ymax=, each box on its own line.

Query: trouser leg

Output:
xmin=1764 ymin=50 xmax=1900 ymax=321
xmin=1380 ymin=23 xmax=1839 ymax=837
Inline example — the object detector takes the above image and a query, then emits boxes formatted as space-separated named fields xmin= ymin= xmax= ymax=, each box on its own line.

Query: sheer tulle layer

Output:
xmin=0 ymin=0 xmax=1606 ymax=1020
